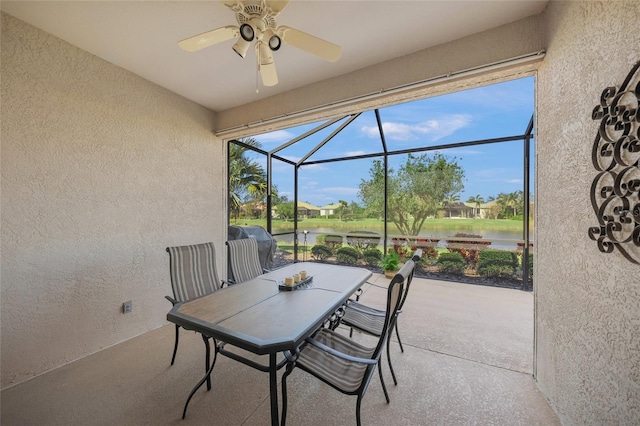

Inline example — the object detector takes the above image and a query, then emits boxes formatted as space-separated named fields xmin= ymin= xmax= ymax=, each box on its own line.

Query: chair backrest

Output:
xmin=372 ymin=259 xmax=415 ymax=358
xmin=228 ymin=225 xmax=277 ymax=271
xmin=396 ymin=249 xmax=421 ymax=310
xmin=166 ymin=242 xmax=221 ymax=303
xmin=226 ymin=237 xmax=264 ymax=283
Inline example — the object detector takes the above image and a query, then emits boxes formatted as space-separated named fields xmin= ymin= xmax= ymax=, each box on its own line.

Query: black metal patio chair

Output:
xmin=281 ymin=260 xmax=414 ymax=426
xmin=226 ymin=236 xmax=269 ymax=284
xmin=338 ymin=249 xmax=422 ymax=386
xmin=165 ymin=242 xmax=225 ymax=388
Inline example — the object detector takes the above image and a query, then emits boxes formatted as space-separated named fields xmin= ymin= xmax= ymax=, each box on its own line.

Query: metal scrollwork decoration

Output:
xmin=589 ymin=61 xmax=640 ymax=264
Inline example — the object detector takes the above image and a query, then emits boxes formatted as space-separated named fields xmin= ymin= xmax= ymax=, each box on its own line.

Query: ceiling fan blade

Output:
xmin=278 ymin=26 xmax=341 ymax=62
xmin=260 ymin=62 xmax=278 ymax=86
xmin=178 ymin=26 xmax=239 ymax=52
xmin=219 ymin=0 xmax=240 ymax=8
xmin=258 ymin=42 xmax=278 ymax=86
xmin=265 ymin=0 xmax=290 ymax=15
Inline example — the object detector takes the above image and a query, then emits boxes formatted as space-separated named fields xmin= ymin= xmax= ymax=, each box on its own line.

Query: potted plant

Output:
xmin=380 ymin=251 xmax=401 ymax=278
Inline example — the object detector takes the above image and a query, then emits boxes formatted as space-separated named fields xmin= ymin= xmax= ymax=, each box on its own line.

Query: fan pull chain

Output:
xmin=255 ymin=43 xmax=260 ymax=93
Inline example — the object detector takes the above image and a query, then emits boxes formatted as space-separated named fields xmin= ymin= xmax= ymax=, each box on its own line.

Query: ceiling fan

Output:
xmin=178 ymin=0 xmax=342 ymax=87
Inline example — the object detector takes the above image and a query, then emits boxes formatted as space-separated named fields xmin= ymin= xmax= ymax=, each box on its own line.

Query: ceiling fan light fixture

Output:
xmin=239 ymin=23 xmax=255 ymax=42
xmin=268 ymin=35 xmax=281 ymax=51
xmin=232 ymin=37 xmax=251 ymax=58
xmin=179 ymin=0 xmax=342 ymax=87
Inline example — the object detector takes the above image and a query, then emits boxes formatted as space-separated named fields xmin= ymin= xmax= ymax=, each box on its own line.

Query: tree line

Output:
xmin=229 ymin=138 xmax=529 ymax=235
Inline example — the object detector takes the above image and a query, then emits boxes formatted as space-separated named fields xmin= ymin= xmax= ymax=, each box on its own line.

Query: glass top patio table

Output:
xmin=167 ymin=262 xmax=372 ymax=425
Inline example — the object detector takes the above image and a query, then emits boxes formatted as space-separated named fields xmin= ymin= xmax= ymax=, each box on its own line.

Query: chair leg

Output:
xmin=386 ymin=335 xmax=398 ymax=386
xmin=395 ymin=321 xmax=404 ymax=353
xmin=202 ymin=334 xmax=212 ymax=391
xmin=377 ymin=361 xmax=390 ymax=403
xmin=170 ymin=324 xmax=180 ymax=366
xmin=182 ymin=344 xmax=218 ymax=419
xmin=356 ymin=394 xmax=364 ymax=426
xmin=281 ymin=362 xmax=295 ymax=426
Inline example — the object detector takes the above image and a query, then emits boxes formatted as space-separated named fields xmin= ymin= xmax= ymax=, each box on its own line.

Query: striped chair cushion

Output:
xmin=296 ymin=329 xmax=376 ymax=393
xmin=227 ymin=237 xmax=264 ymax=283
xmin=341 ymin=301 xmax=385 ymax=336
xmin=167 ymin=242 xmax=221 ymax=302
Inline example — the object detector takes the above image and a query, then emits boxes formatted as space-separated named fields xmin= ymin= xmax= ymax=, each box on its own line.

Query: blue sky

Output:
xmin=249 ymin=76 xmax=534 ymax=208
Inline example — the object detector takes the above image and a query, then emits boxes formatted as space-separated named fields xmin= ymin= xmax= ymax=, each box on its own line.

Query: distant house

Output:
xmin=462 ymin=201 xmax=500 ymax=219
xmin=320 ymin=203 xmax=342 ymax=216
xmin=297 ymin=201 xmax=321 ymax=218
xmin=442 ymin=202 xmax=475 ymax=218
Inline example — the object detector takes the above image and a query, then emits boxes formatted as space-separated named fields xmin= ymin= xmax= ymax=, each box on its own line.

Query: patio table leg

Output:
xmin=181 ymin=348 xmax=218 ymax=419
xmin=269 ymin=353 xmax=279 ymax=426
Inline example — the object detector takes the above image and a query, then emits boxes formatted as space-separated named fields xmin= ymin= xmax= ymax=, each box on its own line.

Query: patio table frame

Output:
xmin=167 ymin=262 xmax=372 ymax=425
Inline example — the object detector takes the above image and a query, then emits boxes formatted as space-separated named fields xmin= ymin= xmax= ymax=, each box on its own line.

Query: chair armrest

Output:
xmin=305 ymin=337 xmax=377 ymax=365
xmin=165 ymin=295 xmax=178 ymax=306
xmin=366 ymin=281 xmax=389 ymax=290
xmin=347 ymin=302 xmax=386 ymax=317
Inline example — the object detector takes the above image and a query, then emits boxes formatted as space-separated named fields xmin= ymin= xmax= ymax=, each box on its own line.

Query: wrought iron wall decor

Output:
xmin=589 ymin=61 xmax=640 ymax=264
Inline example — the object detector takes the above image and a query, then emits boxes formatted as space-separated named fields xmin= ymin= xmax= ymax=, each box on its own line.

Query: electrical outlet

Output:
xmin=123 ymin=300 xmax=132 ymax=314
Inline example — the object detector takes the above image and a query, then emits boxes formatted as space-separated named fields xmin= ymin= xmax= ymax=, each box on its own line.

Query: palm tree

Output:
xmin=337 ymin=199 xmax=348 ymax=221
xmin=229 ymin=138 xmax=268 ymax=218
xmin=512 ymin=190 xmax=524 ymax=216
xmin=504 ymin=191 xmax=523 ymax=217
xmin=495 ymin=192 xmax=510 ymax=218
xmin=466 ymin=195 xmax=484 ymax=218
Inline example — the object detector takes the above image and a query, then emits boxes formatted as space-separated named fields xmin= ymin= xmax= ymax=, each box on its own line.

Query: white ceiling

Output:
xmin=1 ymin=0 xmax=548 ymax=112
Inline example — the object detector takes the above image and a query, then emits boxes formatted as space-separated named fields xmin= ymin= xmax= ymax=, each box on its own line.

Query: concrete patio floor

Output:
xmin=1 ymin=275 xmax=560 ymax=425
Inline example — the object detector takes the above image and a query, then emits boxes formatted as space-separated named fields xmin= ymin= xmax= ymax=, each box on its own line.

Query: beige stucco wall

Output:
xmin=535 ymin=1 xmax=640 ymax=424
xmin=215 ymin=14 xmax=545 ymax=137
xmin=1 ymin=13 xmax=225 ymax=388
xmin=3 ymin=2 xmax=640 ymax=423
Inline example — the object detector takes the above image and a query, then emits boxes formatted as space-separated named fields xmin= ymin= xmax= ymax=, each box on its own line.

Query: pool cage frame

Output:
xmin=228 ymin=110 xmax=534 ymax=290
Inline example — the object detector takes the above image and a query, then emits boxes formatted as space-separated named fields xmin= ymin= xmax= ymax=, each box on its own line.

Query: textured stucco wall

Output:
xmin=215 ymin=13 xmax=545 ymax=136
xmin=536 ymin=1 xmax=640 ymax=424
xmin=1 ymin=13 xmax=225 ymax=388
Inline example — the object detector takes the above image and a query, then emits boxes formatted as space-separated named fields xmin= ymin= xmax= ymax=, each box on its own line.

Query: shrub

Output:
xmin=477 ymin=250 xmax=518 ymax=278
xmin=425 ymin=247 xmax=438 ymax=259
xmin=413 ymin=247 xmax=437 ymax=265
xmin=451 ymin=248 xmax=480 ymax=267
xmin=436 ymin=252 xmax=465 ymax=275
xmin=324 ymin=234 xmax=344 ymax=252
xmin=478 ymin=264 xmax=515 ymax=278
xmin=346 ymin=231 xmax=380 ymax=254
xmin=310 ymin=244 xmax=332 ymax=260
xmin=362 ymin=248 xmax=383 ymax=267
xmin=336 ymin=246 xmax=359 ymax=264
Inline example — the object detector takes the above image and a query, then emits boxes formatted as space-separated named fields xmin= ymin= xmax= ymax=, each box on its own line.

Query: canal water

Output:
xmin=272 ymin=227 xmax=532 ymax=251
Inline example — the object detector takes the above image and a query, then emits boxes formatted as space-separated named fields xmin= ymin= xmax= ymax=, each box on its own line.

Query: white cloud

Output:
xmin=344 ymin=150 xmax=368 ymax=156
xmin=361 ymin=114 xmax=472 ymax=142
xmin=471 ymin=169 xmax=523 ymax=185
xmin=440 ymin=148 xmax=484 ymax=156
xmin=255 ymin=130 xmax=295 ymax=145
